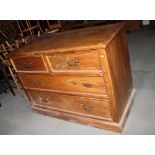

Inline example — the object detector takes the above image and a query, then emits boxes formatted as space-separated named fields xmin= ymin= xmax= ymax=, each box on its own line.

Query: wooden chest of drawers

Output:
xmin=9 ymin=23 xmax=135 ymax=132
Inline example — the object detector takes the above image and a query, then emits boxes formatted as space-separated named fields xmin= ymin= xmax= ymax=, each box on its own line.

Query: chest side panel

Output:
xmin=105 ymin=26 xmax=133 ymax=120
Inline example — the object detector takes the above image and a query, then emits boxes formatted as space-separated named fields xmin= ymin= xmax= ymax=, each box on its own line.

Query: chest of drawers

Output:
xmin=9 ymin=23 xmax=135 ymax=132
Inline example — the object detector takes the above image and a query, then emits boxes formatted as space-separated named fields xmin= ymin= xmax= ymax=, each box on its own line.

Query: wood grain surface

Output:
xmin=10 ymin=23 xmax=135 ymax=132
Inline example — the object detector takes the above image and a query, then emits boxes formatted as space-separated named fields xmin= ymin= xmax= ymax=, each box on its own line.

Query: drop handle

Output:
xmin=82 ymin=82 xmax=93 ymax=88
xmin=66 ymin=57 xmax=79 ymax=67
xmin=40 ymin=97 xmax=48 ymax=103
xmin=23 ymin=62 xmax=32 ymax=68
xmin=80 ymin=104 xmax=92 ymax=111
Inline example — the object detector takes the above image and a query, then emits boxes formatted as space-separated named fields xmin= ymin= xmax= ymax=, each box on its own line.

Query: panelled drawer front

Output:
xmin=20 ymin=74 xmax=107 ymax=97
xmin=11 ymin=56 xmax=48 ymax=72
xmin=28 ymin=90 xmax=111 ymax=119
xmin=46 ymin=51 xmax=103 ymax=76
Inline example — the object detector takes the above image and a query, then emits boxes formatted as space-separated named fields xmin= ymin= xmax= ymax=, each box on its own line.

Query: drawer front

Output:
xmin=11 ymin=56 xmax=48 ymax=72
xmin=28 ymin=90 xmax=111 ymax=119
xmin=20 ymin=74 xmax=107 ymax=97
xmin=46 ymin=51 xmax=103 ymax=76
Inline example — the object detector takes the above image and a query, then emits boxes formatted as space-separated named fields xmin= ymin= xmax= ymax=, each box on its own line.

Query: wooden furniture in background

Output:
xmin=0 ymin=21 xmax=18 ymax=43
xmin=125 ymin=20 xmax=141 ymax=31
xmin=9 ymin=23 xmax=135 ymax=132
xmin=0 ymin=62 xmax=15 ymax=96
xmin=0 ymin=45 xmax=22 ymax=96
xmin=17 ymin=21 xmax=43 ymax=38
xmin=47 ymin=20 xmax=61 ymax=31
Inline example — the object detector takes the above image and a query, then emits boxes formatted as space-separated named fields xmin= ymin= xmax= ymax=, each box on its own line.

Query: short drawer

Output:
xmin=11 ymin=56 xmax=48 ymax=72
xmin=20 ymin=74 xmax=107 ymax=98
xmin=46 ymin=51 xmax=103 ymax=76
xmin=28 ymin=90 xmax=112 ymax=119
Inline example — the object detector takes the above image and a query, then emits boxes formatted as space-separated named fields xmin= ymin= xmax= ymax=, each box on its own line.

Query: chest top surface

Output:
xmin=9 ymin=23 xmax=124 ymax=57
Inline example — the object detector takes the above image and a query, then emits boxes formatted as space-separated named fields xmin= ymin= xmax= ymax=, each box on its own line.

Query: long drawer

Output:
xmin=20 ymin=74 xmax=107 ymax=98
xmin=28 ymin=90 xmax=112 ymax=119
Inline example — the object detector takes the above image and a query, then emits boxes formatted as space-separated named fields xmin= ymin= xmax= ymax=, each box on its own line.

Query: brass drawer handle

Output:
xmin=82 ymin=82 xmax=93 ymax=88
xmin=40 ymin=97 xmax=48 ymax=103
xmin=80 ymin=104 xmax=92 ymax=111
xmin=66 ymin=57 xmax=79 ymax=67
xmin=23 ymin=62 xmax=32 ymax=68
xmin=32 ymin=80 xmax=42 ymax=85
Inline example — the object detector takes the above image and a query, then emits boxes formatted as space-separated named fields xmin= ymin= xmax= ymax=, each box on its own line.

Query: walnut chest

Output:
xmin=9 ymin=23 xmax=135 ymax=132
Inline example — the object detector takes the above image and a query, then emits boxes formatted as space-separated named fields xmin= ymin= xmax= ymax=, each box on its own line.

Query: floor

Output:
xmin=0 ymin=28 xmax=155 ymax=135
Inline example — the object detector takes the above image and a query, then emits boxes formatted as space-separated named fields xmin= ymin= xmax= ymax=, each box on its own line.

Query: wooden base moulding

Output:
xmin=32 ymin=89 xmax=136 ymax=132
